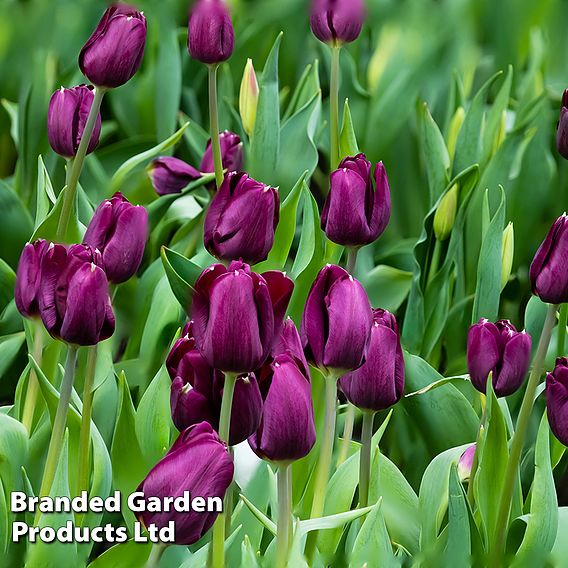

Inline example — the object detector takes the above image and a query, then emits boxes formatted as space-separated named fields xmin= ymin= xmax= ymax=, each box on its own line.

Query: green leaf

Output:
xmin=339 ymin=99 xmax=359 ymax=160
xmin=239 ymin=493 xmax=277 ymax=536
xmin=0 ymin=259 xmax=16 ymax=314
xmin=405 ymin=375 xmax=470 ymax=397
xmin=161 ymin=246 xmax=201 ymax=310
xmin=0 ymin=180 xmax=33 ymax=268
xmin=363 ymin=265 xmax=413 ymax=313
xmin=87 ymin=539 xmax=151 ymax=568
xmin=35 ymin=155 xmax=56 ymax=231
xmin=0 ymin=332 xmax=25 ymax=381
xmin=550 ymin=508 xmax=568 ymax=567
xmin=299 ymin=506 xmax=374 ymax=534
xmin=283 ymin=61 xmax=321 ymax=121
xmin=524 ymin=296 xmax=549 ymax=359
xmin=445 ymin=465 xmax=471 ymax=566
xmin=482 ymin=66 xmax=512 ymax=165
xmin=241 ymin=535 xmax=261 ymax=568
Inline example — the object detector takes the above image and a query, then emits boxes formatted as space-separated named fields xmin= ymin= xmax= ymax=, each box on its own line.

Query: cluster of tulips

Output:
xmin=11 ymin=0 xmax=568 ymax=567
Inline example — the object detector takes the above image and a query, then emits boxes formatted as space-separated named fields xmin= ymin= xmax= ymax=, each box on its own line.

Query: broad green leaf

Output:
xmin=550 ymin=508 xmax=568 ymax=567
xmin=180 ymin=525 xmax=242 ymax=568
xmin=299 ymin=506 xmax=374 ymax=535
xmin=405 ymin=375 xmax=470 ymax=397
xmin=35 ymin=155 xmax=56 ymax=231
xmin=240 ymin=493 xmax=277 ymax=536
xmin=524 ymin=296 xmax=549 ymax=359
xmin=283 ymin=61 xmax=321 ymax=121
xmin=482 ymin=66 xmax=512 ymax=165
xmin=87 ymin=539 xmax=151 ymax=568
xmin=445 ymin=465 xmax=471 ymax=566
xmin=0 ymin=259 xmax=16 ymax=314
xmin=0 ymin=332 xmax=25 ymax=382
xmin=339 ymin=99 xmax=359 ymax=160
xmin=160 ymin=246 xmax=201 ymax=311
xmin=0 ymin=180 xmax=34 ymax=267
xmin=363 ymin=265 xmax=413 ymax=312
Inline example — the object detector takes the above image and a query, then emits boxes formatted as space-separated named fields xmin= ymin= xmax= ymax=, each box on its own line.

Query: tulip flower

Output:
xmin=204 ymin=172 xmax=279 ymax=264
xmin=301 ymin=264 xmax=372 ymax=375
xmin=467 ymin=319 xmax=532 ymax=397
xmin=38 ymin=243 xmax=115 ymax=345
xmin=339 ymin=309 xmax=404 ymax=412
xmin=321 ymin=155 xmax=391 ymax=247
xmin=458 ymin=444 xmax=476 ymax=482
xmin=15 ymin=240 xmax=49 ymax=319
xmin=310 ymin=0 xmax=365 ymax=45
xmin=529 ymin=214 xmax=568 ymax=305
xmin=546 ymin=358 xmax=568 ymax=445
xmin=83 ymin=192 xmax=148 ymax=284
xmin=136 ymin=421 xmax=234 ymax=545
xmin=79 ymin=4 xmax=147 ymax=88
xmin=191 ymin=261 xmax=293 ymax=373
xmin=47 ymin=86 xmax=102 ymax=158
xmin=200 ymin=131 xmax=244 ymax=175
xmin=188 ymin=0 xmax=234 ymax=65
xmin=273 ymin=317 xmax=310 ymax=379
xmin=148 ymin=157 xmax=201 ymax=196
xmin=239 ymin=60 xmax=259 ymax=137
xmin=556 ymin=90 xmax=568 ymax=160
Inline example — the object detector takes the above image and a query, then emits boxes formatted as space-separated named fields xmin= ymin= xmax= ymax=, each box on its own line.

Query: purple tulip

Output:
xmin=188 ymin=0 xmax=234 ymax=65
xmin=191 ymin=261 xmax=294 ymax=373
xmin=204 ymin=172 xmax=280 ymax=264
xmin=321 ymin=155 xmax=391 ymax=247
xmin=15 ymin=240 xmax=49 ymax=319
xmin=200 ymin=131 xmax=244 ymax=175
xmin=47 ymin=86 xmax=101 ymax=158
xmin=458 ymin=444 xmax=476 ymax=481
xmin=339 ymin=309 xmax=404 ymax=412
xmin=38 ymin=243 xmax=115 ymax=345
xmin=167 ymin=322 xmax=263 ymax=445
xmin=546 ymin=358 xmax=568 ymax=445
xmin=301 ymin=264 xmax=373 ymax=375
xmin=83 ymin=192 xmax=148 ymax=284
xmin=149 ymin=157 xmax=201 ymax=196
xmin=310 ymin=0 xmax=365 ymax=45
xmin=467 ymin=319 xmax=532 ymax=397
xmin=273 ymin=317 xmax=310 ymax=380
xmin=529 ymin=214 xmax=568 ymax=305
xmin=136 ymin=421 xmax=233 ymax=545
xmin=79 ymin=4 xmax=147 ymax=88
xmin=556 ymin=90 xmax=568 ymax=160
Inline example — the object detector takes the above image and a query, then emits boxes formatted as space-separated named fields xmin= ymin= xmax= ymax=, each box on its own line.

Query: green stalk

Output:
xmin=359 ymin=412 xmax=374 ymax=509
xmin=56 ymin=88 xmax=106 ymax=242
xmin=330 ymin=45 xmax=341 ymax=170
xmin=466 ymin=400 xmax=486 ymax=506
xmin=490 ymin=303 xmax=558 ymax=565
xmin=558 ymin=303 xmax=567 ymax=358
xmin=208 ymin=64 xmax=224 ymax=189
xmin=305 ymin=374 xmax=338 ymax=561
xmin=337 ymin=403 xmax=355 ymax=467
xmin=276 ymin=464 xmax=293 ymax=568
xmin=21 ymin=321 xmax=44 ymax=434
xmin=209 ymin=372 xmax=237 ymax=568
xmin=426 ymin=238 xmax=443 ymax=288
xmin=35 ymin=345 xmax=78 ymax=524
xmin=145 ymin=543 xmax=166 ymax=568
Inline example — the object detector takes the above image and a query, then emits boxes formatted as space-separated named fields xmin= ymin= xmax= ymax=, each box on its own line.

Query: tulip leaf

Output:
xmin=35 ymin=155 xmax=56 ymax=230
xmin=161 ymin=246 xmax=202 ymax=310
xmin=283 ymin=61 xmax=321 ymax=121
xmin=0 ymin=259 xmax=16 ymax=315
xmin=241 ymin=535 xmax=261 ymax=568
xmin=444 ymin=464 xmax=471 ymax=566
xmin=524 ymin=296 xmax=549 ymax=358
xmin=0 ymin=332 xmax=25 ymax=384
xmin=181 ymin=525 xmax=243 ymax=568
xmin=363 ymin=265 xmax=413 ymax=313
xmin=87 ymin=539 xmax=152 ymax=568
xmin=239 ymin=494 xmax=277 ymax=536
xmin=339 ymin=99 xmax=359 ymax=160
xmin=299 ymin=505 xmax=374 ymax=535
xmin=405 ymin=374 xmax=470 ymax=397
xmin=550 ymin=508 xmax=568 ymax=566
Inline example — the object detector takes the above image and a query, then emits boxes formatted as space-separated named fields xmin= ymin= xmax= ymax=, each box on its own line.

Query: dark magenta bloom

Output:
xmin=321 ymin=155 xmax=391 ymax=247
xmin=38 ymin=243 xmax=115 ymax=345
xmin=167 ymin=323 xmax=263 ymax=445
xmin=529 ymin=214 xmax=568 ymax=305
xmin=273 ymin=317 xmax=310 ymax=380
xmin=188 ymin=0 xmax=234 ymax=65
xmin=149 ymin=157 xmax=201 ymax=196
xmin=467 ymin=319 xmax=532 ymax=397
xmin=204 ymin=172 xmax=280 ymax=264
xmin=83 ymin=192 xmax=148 ymax=284
xmin=546 ymin=358 xmax=568 ymax=446
xmin=79 ymin=4 xmax=147 ymax=88
xmin=556 ymin=90 xmax=568 ymax=160
xmin=200 ymin=131 xmax=243 ymax=175
xmin=191 ymin=261 xmax=294 ymax=373
xmin=136 ymin=421 xmax=233 ymax=545
xmin=15 ymin=240 xmax=49 ymax=319
xmin=339 ymin=309 xmax=404 ymax=412
xmin=47 ymin=85 xmax=101 ymax=158
xmin=310 ymin=0 xmax=365 ymax=45
xmin=301 ymin=264 xmax=372 ymax=375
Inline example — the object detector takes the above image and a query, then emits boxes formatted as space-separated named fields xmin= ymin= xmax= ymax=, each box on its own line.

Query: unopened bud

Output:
xmin=501 ymin=222 xmax=514 ymax=290
xmin=433 ymin=184 xmax=458 ymax=241
xmin=239 ymin=59 xmax=259 ymax=137
xmin=447 ymin=106 xmax=465 ymax=160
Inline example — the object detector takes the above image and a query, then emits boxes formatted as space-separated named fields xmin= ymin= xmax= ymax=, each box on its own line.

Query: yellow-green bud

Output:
xmin=433 ymin=184 xmax=458 ymax=241
xmin=447 ymin=106 xmax=465 ymax=160
xmin=501 ymin=222 xmax=514 ymax=290
xmin=239 ymin=58 xmax=259 ymax=137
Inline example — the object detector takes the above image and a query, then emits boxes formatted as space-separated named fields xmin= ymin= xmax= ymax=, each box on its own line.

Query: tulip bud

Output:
xmin=204 ymin=171 xmax=279 ymax=264
xmin=148 ymin=157 xmax=201 ymax=196
xmin=83 ymin=192 xmax=148 ymax=284
xmin=239 ymin=59 xmax=259 ymax=137
xmin=47 ymin=85 xmax=102 ymax=158
xmin=188 ymin=0 xmax=234 ymax=65
xmin=529 ymin=214 xmax=568 ymax=305
xmin=546 ymin=358 xmax=568 ymax=445
xmin=433 ymin=184 xmax=458 ymax=241
xmin=79 ymin=4 xmax=147 ymax=89
xmin=301 ymin=264 xmax=373 ymax=375
xmin=321 ymin=155 xmax=391 ymax=247
xmin=447 ymin=106 xmax=465 ymax=160
xmin=339 ymin=309 xmax=404 ymax=412
xmin=38 ymin=244 xmax=115 ymax=345
xmin=192 ymin=261 xmax=294 ymax=373
xmin=273 ymin=317 xmax=310 ymax=379
xmin=136 ymin=421 xmax=233 ymax=545
xmin=501 ymin=222 xmax=514 ymax=290
xmin=458 ymin=444 xmax=476 ymax=482
xmin=15 ymin=240 xmax=49 ymax=319
xmin=556 ymin=90 xmax=568 ymax=160
xmin=200 ymin=131 xmax=244 ymax=175
xmin=167 ymin=323 xmax=263 ymax=445
xmin=467 ymin=319 xmax=532 ymax=397
xmin=310 ymin=0 xmax=365 ymax=45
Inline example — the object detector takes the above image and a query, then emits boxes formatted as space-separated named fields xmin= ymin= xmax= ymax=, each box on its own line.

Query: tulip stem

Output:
xmin=21 ymin=321 xmax=44 ymax=434
xmin=35 ymin=345 xmax=78 ymax=525
xmin=56 ymin=87 xmax=106 ymax=242
xmin=276 ymin=464 xmax=293 ymax=568
xmin=305 ymin=374 xmax=338 ymax=561
xmin=208 ymin=64 xmax=224 ymax=189
xmin=466 ymin=399 xmax=486 ymax=506
xmin=427 ymin=238 xmax=443 ymax=288
xmin=359 ymin=412 xmax=374 ymax=509
xmin=490 ymin=303 xmax=558 ymax=566
xmin=558 ymin=304 xmax=567 ymax=358
xmin=145 ymin=543 xmax=166 ymax=568
xmin=330 ymin=45 xmax=341 ymax=169
xmin=337 ymin=403 xmax=356 ymax=466
xmin=346 ymin=248 xmax=358 ymax=275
